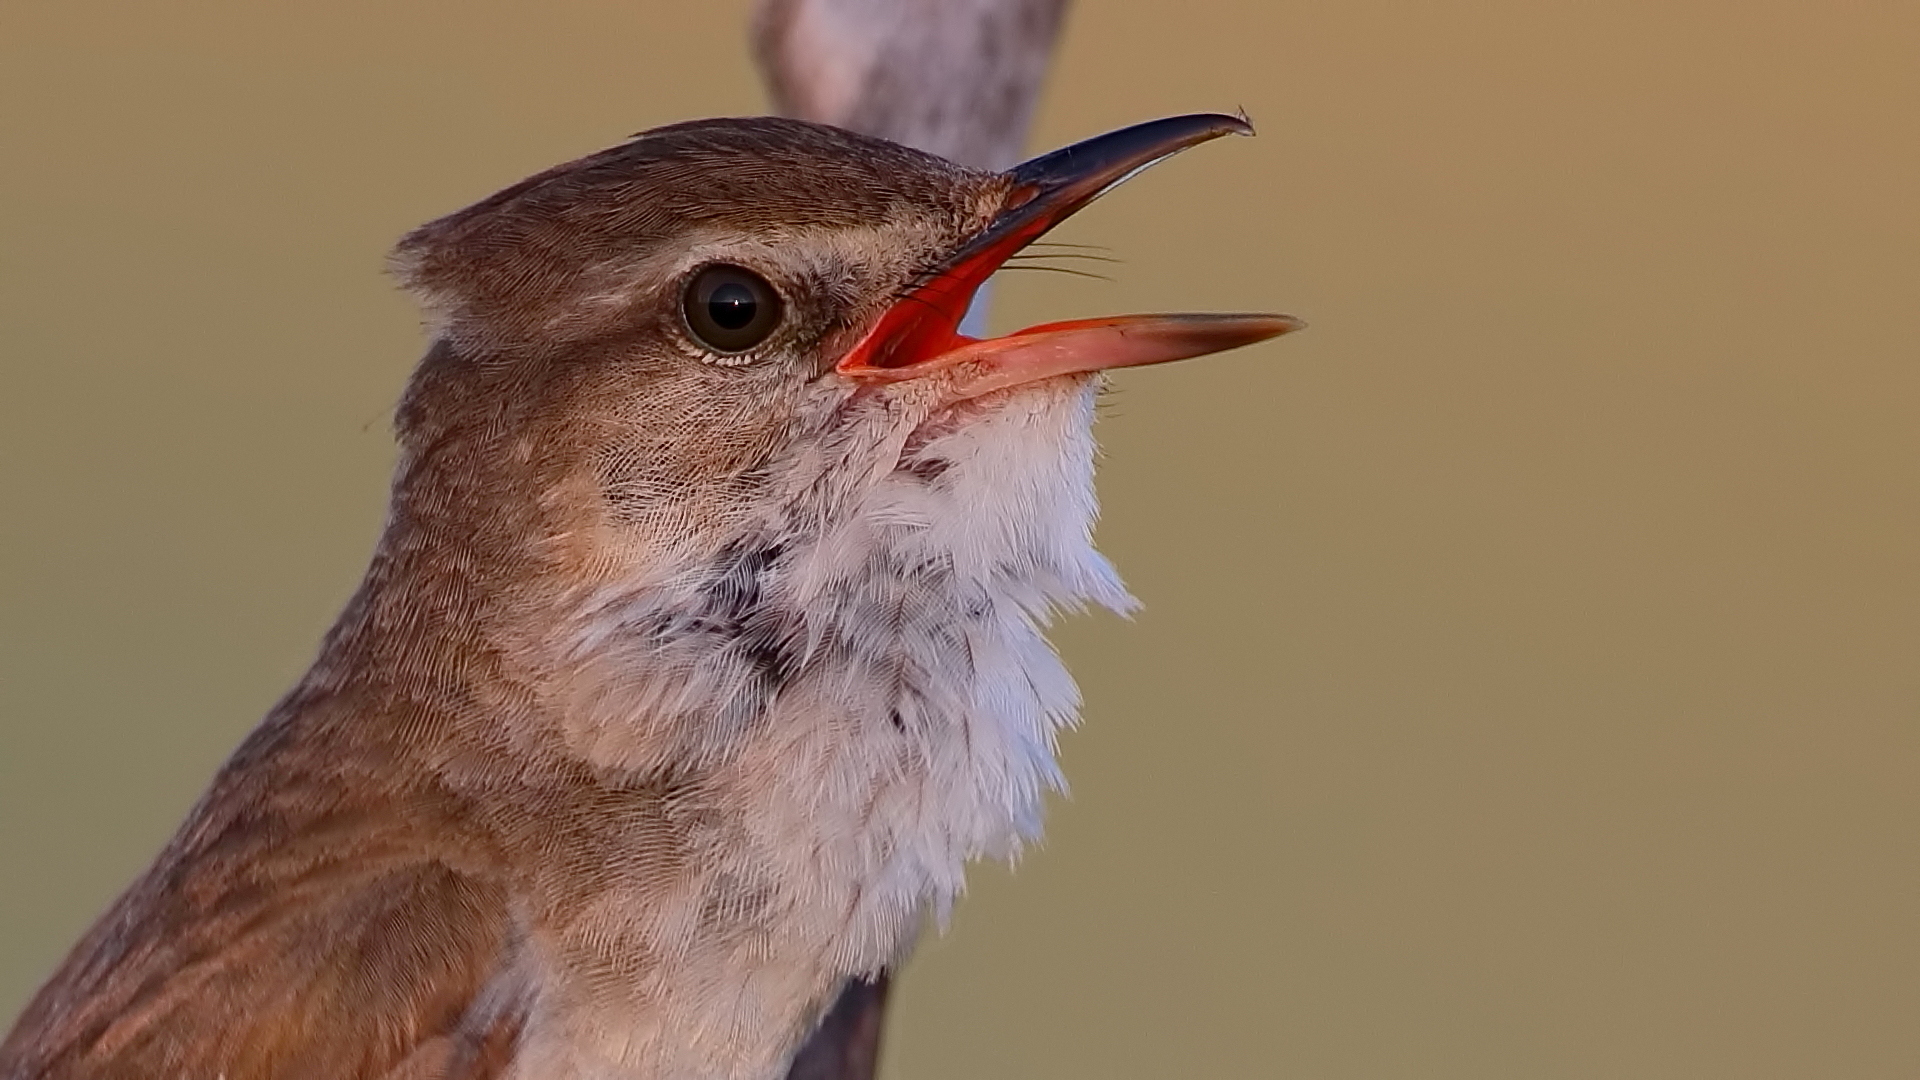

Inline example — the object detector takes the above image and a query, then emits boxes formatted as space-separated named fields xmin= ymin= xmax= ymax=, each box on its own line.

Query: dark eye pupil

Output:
xmin=706 ymin=283 xmax=758 ymax=330
xmin=682 ymin=264 xmax=782 ymax=355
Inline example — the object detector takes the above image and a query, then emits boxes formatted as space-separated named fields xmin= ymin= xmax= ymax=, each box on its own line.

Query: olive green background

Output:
xmin=3 ymin=1 xmax=1916 ymax=1076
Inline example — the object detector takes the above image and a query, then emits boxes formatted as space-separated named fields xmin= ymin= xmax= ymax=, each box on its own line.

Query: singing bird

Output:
xmin=0 ymin=113 xmax=1298 ymax=1080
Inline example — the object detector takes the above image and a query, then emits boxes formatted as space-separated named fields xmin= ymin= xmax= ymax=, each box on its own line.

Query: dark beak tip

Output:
xmin=1133 ymin=312 xmax=1304 ymax=359
xmin=1148 ymin=111 xmax=1257 ymax=145
xmin=1006 ymin=112 xmax=1263 ymax=198
xmin=1205 ymin=312 xmax=1305 ymax=339
xmin=1173 ymin=110 xmax=1257 ymax=144
xmin=1225 ymin=312 xmax=1307 ymax=349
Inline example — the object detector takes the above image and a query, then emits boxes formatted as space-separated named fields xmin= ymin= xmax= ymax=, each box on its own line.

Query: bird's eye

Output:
xmin=681 ymin=264 xmax=783 ymax=355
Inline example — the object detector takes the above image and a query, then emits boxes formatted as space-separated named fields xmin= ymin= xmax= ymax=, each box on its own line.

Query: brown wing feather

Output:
xmin=0 ymin=718 xmax=522 ymax=1080
xmin=1 ymin=856 xmax=520 ymax=1080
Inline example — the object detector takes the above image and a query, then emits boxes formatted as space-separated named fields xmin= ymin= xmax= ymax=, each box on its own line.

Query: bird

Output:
xmin=0 ymin=112 xmax=1299 ymax=1080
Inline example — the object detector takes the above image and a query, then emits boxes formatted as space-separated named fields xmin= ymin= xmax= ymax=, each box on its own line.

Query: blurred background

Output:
xmin=3 ymin=1 xmax=1916 ymax=1076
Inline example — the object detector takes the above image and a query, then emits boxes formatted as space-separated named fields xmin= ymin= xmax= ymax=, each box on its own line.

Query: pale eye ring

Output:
xmin=681 ymin=264 xmax=783 ymax=354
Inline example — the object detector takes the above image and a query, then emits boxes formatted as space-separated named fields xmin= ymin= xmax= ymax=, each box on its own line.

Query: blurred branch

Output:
xmin=753 ymin=0 xmax=1069 ymax=170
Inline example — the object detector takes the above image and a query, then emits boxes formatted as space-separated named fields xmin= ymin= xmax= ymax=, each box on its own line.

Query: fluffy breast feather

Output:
xmin=523 ymin=378 xmax=1129 ymax=1077
xmin=571 ymin=377 xmax=1128 ymax=945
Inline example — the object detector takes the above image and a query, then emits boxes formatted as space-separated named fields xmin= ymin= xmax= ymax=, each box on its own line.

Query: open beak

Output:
xmin=836 ymin=113 xmax=1303 ymax=398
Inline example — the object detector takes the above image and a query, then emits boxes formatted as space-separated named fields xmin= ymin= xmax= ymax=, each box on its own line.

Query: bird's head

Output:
xmin=378 ymin=113 xmax=1297 ymax=628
